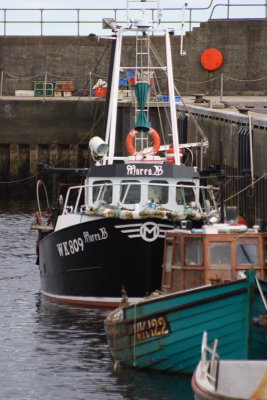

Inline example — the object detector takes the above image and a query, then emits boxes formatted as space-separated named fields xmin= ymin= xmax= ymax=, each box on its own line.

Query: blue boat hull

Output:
xmin=105 ymin=271 xmax=267 ymax=374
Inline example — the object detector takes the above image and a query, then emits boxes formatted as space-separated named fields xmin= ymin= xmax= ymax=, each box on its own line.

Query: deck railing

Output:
xmin=0 ymin=1 xmax=266 ymax=36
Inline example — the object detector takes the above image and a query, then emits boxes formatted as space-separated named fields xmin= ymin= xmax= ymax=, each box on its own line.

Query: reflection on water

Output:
xmin=0 ymin=200 xmax=193 ymax=400
xmin=35 ymin=298 xmax=193 ymax=400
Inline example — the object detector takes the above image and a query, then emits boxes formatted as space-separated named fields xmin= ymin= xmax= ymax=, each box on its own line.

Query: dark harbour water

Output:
xmin=0 ymin=200 xmax=193 ymax=400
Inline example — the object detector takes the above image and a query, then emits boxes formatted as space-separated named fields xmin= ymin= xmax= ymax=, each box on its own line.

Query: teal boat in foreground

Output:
xmin=105 ymin=227 xmax=267 ymax=374
xmin=105 ymin=269 xmax=267 ymax=374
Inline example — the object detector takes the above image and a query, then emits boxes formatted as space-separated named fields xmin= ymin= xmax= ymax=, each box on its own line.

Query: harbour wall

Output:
xmin=1 ymin=96 xmax=267 ymax=226
xmin=1 ymin=17 xmax=267 ymax=221
xmin=1 ymin=19 xmax=267 ymax=96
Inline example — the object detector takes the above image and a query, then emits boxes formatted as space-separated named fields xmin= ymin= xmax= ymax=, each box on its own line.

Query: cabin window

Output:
xmin=174 ymin=241 xmax=181 ymax=266
xmin=265 ymin=239 xmax=267 ymax=264
xmin=237 ymin=243 xmax=258 ymax=265
xmin=176 ymin=182 xmax=195 ymax=205
xmin=92 ymin=180 xmax=112 ymax=204
xmin=163 ymin=240 xmax=173 ymax=287
xmin=148 ymin=180 xmax=168 ymax=204
xmin=209 ymin=243 xmax=231 ymax=269
xmin=185 ymin=238 xmax=203 ymax=265
xmin=120 ymin=180 xmax=140 ymax=204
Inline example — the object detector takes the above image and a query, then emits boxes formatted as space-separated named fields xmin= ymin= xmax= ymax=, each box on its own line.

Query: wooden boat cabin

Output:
xmin=162 ymin=224 xmax=267 ymax=293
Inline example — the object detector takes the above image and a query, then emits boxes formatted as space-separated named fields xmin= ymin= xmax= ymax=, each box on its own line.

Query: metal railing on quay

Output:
xmin=0 ymin=1 xmax=266 ymax=36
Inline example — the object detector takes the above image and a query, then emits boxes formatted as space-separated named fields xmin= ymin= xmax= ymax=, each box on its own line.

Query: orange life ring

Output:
xmin=126 ymin=127 xmax=161 ymax=155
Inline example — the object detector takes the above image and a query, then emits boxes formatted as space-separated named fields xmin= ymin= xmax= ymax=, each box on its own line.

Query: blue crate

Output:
xmin=162 ymin=96 xmax=181 ymax=102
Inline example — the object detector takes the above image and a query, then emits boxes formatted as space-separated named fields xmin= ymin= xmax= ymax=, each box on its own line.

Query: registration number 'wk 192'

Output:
xmin=133 ymin=316 xmax=170 ymax=341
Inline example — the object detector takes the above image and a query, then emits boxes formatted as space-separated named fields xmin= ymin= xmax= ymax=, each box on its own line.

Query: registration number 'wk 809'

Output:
xmin=133 ymin=316 xmax=170 ymax=341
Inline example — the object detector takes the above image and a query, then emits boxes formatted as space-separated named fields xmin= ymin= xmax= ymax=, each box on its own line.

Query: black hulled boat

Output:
xmin=33 ymin=3 xmax=219 ymax=307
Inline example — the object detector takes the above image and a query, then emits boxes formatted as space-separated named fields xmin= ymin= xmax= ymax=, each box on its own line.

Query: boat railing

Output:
xmin=62 ymin=181 xmax=219 ymax=215
xmin=199 ymin=331 xmax=219 ymax=391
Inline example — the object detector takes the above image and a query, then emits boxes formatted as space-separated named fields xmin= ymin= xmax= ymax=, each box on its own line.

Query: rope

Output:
xmin=4 ymin=70 xmax=267 ymax=84
xmin=174 ymin=76 xmax=220 ymax=84
xmin=149 ymin=41 xmax=208 ymax=144
xmin=225 ymin=171 xmax=267 ymax=202
xmin=0 ymin=175 xmax=36 ymax=184
xmin=224 ymin=75 xmax=267 ymax=82
xmin=6 ymin=73 xmax=43 ymax=80
xmin=46 ymin=72 xmax=90 ymax=79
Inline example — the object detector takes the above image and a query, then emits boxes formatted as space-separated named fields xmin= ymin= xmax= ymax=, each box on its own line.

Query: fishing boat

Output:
xmin=191 ymin=331 xmax=267 ymax=400
xmin=32 ymin=1 xmax=220 ymax=307
xmin=104 ymin=225 xmax=267 ymax=374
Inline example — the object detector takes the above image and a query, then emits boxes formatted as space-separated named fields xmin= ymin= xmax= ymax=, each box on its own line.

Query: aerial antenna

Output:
xmin=126 ymin=0 xmax=161 ymax=29
xmin=180 ymin=3 xmax=187 ymax=56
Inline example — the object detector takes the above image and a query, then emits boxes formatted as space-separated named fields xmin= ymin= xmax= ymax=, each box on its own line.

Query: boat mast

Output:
xmin=104 ymin=0 xmax=181 ymax=165
xmin=165 ymin=28 xmax=180 ymax=165
xmin=104 ymin=28 xmax=123 ymax=165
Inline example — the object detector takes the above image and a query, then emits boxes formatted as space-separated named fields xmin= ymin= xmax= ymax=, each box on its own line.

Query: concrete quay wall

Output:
xmin=1 ymin=96 xmax=267 ymax=223
xmin=1 ymin=19 xmax=267 ymax=96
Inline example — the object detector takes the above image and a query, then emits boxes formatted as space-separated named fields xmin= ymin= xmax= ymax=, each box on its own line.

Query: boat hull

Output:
xmin=38 ymin=217 xmax=174 ymax=307
xmin=104 ymin=275 xmax=267 ymax=374
xmin=191 ymin=360 xmax=267 ymax=400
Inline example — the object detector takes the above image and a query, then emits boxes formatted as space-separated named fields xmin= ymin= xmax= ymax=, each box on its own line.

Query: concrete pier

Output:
xmin=0 ymin=93 xmax=266 ymax=224
xmin=1 ymin=17 xmax=267 ymax=221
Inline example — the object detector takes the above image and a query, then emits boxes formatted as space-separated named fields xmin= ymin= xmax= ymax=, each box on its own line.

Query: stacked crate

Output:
xmin=34 ymin=82 xmax=54 ymax=96
xmin=54 ymin=81 xmax=75 ymax=97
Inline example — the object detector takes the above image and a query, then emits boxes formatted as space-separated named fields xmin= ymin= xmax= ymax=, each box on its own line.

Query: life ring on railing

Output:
xmin=126 ymin=127 xmax=161 ymax=155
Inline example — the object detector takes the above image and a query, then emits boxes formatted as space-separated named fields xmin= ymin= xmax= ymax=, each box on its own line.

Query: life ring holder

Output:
xmin=126 ymin=127 xmax=161 ymax=155
xmin=36 ymin=179 xmax=50 ymax=225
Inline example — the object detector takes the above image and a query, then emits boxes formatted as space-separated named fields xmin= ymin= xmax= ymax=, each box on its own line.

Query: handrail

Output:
xmin=199 ymin=332 xmax=219 ymax=391
xmin=0 ymin=2 xmax=266 ymax=36
xmin=255 ymin=275 xmax=267 ymax=311
xmin=62 ymin=180 xmax=219 ymax=214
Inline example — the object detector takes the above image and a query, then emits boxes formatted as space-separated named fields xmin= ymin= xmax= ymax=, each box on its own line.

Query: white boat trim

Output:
xmin=41 ymin=290 xmax=142 ymax=308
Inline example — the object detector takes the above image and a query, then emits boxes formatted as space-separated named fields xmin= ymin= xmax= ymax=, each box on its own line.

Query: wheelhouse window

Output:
xmin=120 ymin=180 xmax=140 ymax=204
xmin=176 ymin=182 xmax=195 ymax=205
xmin=92 ymin=180 xmax=112 ymax=204
xmin=209 ymin=243 xmax=231 ymax=269
xmin=265 ymin=239 xmax=267 ymax=264
xmin=185 ymin=238 xmax=203 ymax=265
xmin=163 ymin=240 xmax=173 ymax=287
xmin=237 ymin=242 xmax=259 ymax=266
xmin=148 ymin=180 xmax=168 ymax=204
xmin=174 ymin=240 xmax=181 ymax=266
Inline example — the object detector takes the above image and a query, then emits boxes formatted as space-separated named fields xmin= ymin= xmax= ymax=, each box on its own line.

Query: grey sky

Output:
xmin=0 ymin=0 xmax=265 ymax=36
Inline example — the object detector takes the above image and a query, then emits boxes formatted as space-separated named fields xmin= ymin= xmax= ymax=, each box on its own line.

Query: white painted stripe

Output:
xmin=115 ymin=223 xmax=142 ymax=228
xmin=119 ymin=228 xmax=140 ymax=233
xmin=41 ymin=290 xmax=142 ymax=304
xmin=128 ymin=233 xmax=166 ymax=239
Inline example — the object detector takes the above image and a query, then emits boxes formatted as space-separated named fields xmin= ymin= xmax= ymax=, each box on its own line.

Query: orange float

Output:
xmin=166 ymin=146 xmax=183 ymax=164
xmin=126 ymin=128 xmax=161 ymax=155
xmin=200 ymin=48 xmax=223 ymax=71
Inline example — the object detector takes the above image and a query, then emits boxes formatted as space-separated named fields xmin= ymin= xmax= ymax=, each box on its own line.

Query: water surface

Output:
xmin=0 ymin=200 xmax=193 ymax=399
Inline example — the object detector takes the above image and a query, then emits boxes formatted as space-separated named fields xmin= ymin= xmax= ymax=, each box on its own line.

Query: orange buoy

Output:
xmin=95 ymin=87 xmax=108 ymax=97
xmin=126 ymin=127 xmax=161 ymax=156
xmin=200 ymin=48 xmax=223 ymax=71
xmin=166 ymin=146 xmax=183 ymax=164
